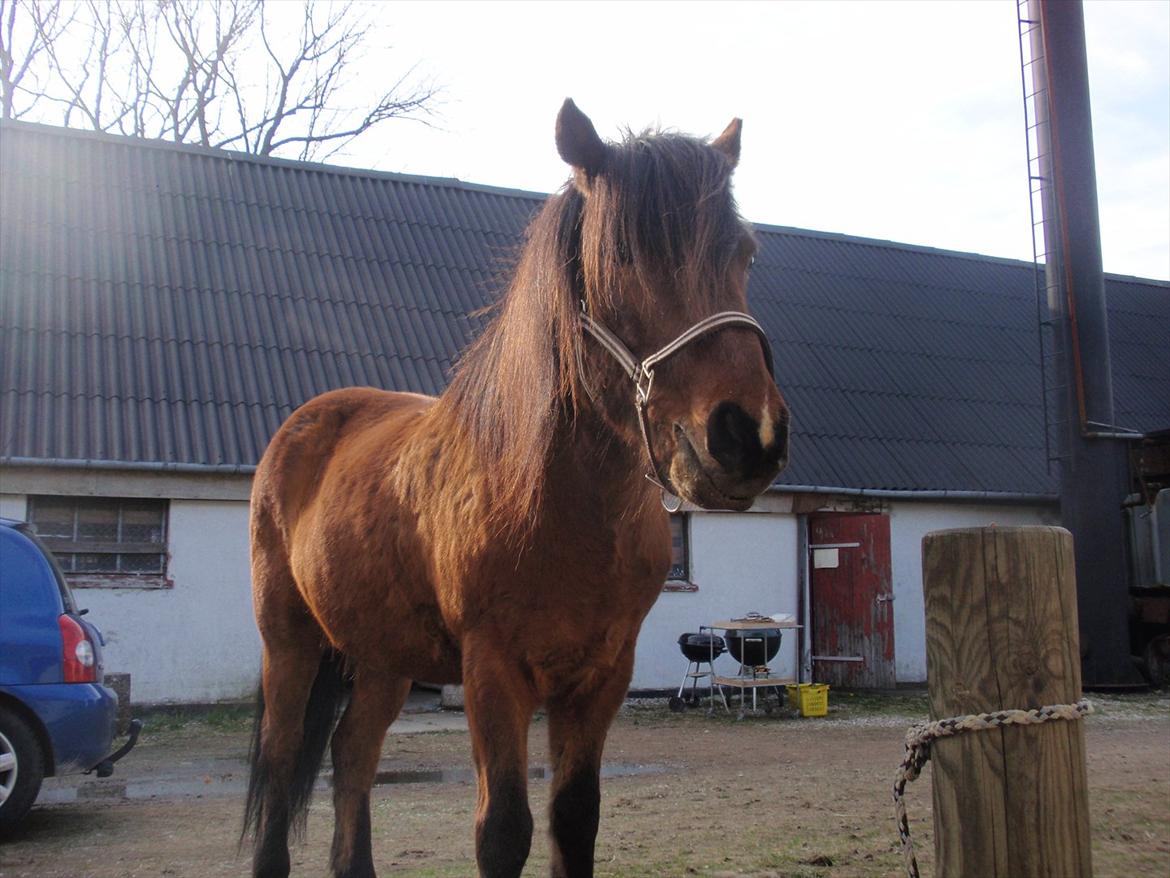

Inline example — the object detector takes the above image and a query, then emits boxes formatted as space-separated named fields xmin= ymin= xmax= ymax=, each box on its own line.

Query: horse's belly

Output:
xmin=289 ymin=526 xmax=463 ymax=684
xmin=315 ymin=589 xmax=464 ymax=683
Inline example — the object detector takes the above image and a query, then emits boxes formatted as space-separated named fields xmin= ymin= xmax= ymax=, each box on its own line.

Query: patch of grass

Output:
xmin=126 ymin=689 xmax=1169 ymax=747
xmin=1086 ymin=690 xmax=1170 ymax=719
xmin=135 ymin=702 xmax=255 ymax=738
xmin=824 ymin=688 xmax=930 ymax=719
xmin=622 ymin=688 xmax=933 ymax=728
xmin=621 ymin=687 xmax=1170 ymax=735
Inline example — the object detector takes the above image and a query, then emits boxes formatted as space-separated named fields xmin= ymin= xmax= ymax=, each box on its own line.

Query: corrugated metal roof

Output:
xmin=2 ymin=120 xmax=1167 ymax=494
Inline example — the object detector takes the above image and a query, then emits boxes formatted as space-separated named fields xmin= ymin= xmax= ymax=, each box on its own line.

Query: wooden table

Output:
xmin=705 ymin=618 xmax=801 ymax=718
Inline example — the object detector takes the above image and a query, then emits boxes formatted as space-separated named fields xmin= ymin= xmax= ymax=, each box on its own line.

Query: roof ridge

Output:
xmin=3 ymin=118 xmax=1166 ymax=284
xmin=749 ymin=225 xmax=1169 ymax=286
xmin=0 ymin=118 xmax=553 ymax=204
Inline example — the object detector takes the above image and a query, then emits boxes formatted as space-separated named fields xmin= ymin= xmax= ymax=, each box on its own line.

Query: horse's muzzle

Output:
xmin=668 ymin=411 xmax=787 ymax=511
xmin=706 ymin=400 xmax=789 ymax=481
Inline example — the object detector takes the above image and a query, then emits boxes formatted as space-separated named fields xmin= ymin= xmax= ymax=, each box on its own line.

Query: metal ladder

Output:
xmin=1016 ymin=0 xmax=1064 ymax=472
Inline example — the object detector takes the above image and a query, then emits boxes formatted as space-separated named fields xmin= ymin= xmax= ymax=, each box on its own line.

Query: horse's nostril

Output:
xmin=706 ymin=401 xmax=762 ymax=473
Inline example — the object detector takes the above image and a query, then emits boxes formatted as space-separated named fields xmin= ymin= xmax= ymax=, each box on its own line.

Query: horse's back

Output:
xmin=251 ymin=386 xmax=465 ymax=678
xmin=251 ymin=387 xmax=432 ymax=551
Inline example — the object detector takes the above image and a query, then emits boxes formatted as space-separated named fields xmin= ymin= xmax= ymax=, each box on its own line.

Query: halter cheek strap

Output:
xmin=579 ymin=306 xmax=775 ymax=506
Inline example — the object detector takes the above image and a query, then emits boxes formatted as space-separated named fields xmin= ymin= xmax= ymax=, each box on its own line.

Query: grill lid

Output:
xmin=677 ymin=632 xmax=726 ymax=661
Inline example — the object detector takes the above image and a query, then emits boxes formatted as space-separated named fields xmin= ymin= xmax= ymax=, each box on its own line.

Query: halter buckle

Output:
xmin=635 ymin=365 xmax=655 ymax=408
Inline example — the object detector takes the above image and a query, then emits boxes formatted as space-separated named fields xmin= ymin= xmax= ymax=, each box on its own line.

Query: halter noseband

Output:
xmin=579 ymin=306 xmax=775 ymax=508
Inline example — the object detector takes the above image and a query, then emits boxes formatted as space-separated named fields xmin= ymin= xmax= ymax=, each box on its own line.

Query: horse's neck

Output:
xmin=544 ymin=406 xmax=660 ymax=519
xmin=413 ymin=391 xmax=655 ymax=530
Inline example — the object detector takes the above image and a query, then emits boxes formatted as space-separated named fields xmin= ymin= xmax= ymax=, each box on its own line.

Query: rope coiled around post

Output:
xmin=892 ymin=698 xmax=1094 ymax=878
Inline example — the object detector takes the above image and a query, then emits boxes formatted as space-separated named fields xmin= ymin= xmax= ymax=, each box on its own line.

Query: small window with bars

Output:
xmin=29 ymin=496 xmax=169 ymax=585
xmin=667 ymin=513 xmax=690 ymax=583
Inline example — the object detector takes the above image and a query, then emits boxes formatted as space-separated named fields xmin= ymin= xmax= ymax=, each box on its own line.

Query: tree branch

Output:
xmin=3 ymin=0 xmax=440 ymax=159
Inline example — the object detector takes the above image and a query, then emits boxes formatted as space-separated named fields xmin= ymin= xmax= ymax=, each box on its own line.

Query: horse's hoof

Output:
xmin=668 ymin=696 xmax=685 ymax=713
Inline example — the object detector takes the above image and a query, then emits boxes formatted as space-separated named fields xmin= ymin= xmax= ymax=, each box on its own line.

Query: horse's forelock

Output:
xmin=580 ymin=131 xmax=743 ymax=319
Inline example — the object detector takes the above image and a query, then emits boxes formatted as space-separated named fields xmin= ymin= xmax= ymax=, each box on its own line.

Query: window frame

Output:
xmin=664 ymin=512 xmax=697 ymax=592
xmin=27 ymin=495 xmax=172 ymax=589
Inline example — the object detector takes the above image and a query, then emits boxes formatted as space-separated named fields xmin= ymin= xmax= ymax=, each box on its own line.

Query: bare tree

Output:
xmin=0 ymin=0 xmax=76 ymax=120
xmin=1 ymin=0 xmax=438 ymax=160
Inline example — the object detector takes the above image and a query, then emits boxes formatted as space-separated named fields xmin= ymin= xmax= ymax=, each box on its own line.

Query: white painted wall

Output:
xmin=886 ymin=501 xmax=1060 ymax=683
xmin=89 ymin=499 xmax=260 ymax=704
xmin=2 ymin=480 xmax=1063 ymax=700
xmin=0 ymin=494 xmax=27 ymax=519
xmin=2 ymin=493 xmax=261 ymax=704
xmin=631 ymin=512 xmax=800 ymax=690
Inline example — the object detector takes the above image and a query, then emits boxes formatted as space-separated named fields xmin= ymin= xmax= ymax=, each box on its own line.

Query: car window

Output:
xmin=1 ymin=528 xmax=59 ymax=619
xmin=17 ymin=523 xmax=78 ymax=615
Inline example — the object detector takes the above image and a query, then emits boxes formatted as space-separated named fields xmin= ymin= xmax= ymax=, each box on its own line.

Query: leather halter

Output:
xmin=579 ymin=305 xmax=775 ymax=509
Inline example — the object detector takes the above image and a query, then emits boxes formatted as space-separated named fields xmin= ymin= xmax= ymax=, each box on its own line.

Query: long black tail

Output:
xmin=242 ymin=650 xmax=350 ymax=846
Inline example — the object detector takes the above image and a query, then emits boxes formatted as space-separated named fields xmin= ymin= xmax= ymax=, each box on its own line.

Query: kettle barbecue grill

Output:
xmin=669 ymin=632 xmax=729 ymax=712
xmin=724 ymin=626 xmax=783 ymax=668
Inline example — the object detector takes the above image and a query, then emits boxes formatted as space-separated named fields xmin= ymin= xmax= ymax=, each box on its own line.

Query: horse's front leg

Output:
xmin=328 ymin=670 xmax=412 ymax=878
xmin=545 ymin=648 xmax=636 ymax=878
xmin=463 ymin=636 xmax=538 ymax=878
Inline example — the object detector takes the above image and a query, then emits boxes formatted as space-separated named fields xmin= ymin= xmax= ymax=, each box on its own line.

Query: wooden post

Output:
xmin=921 ymin=526 xmax=1092 ymax=877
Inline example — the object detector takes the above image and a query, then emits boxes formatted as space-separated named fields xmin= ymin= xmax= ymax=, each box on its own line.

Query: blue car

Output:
xmin=0 ymin=517 xmax=139 ymax=828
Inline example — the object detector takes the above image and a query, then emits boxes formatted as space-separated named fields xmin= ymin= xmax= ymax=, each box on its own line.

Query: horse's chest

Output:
xmin=478 ymin=522 xmax=668 ymax=680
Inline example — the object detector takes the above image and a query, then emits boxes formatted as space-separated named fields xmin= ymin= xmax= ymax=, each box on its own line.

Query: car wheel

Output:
xmin=0 ymin=706 xmax=45 ymax=830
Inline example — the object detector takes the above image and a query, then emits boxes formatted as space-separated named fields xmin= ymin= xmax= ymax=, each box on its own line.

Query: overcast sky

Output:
xmin=329 ymin=0 xmax=1169 ymax=281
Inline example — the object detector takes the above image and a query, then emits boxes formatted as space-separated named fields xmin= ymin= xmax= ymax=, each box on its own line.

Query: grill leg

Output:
xmin=670 ymin=662 xmax=698 ymax=713
xmin=689 ymin=668 xmax=705 ymax=704
xmin=676 ymin=663 xmax=696 ymax=699
xmin=701 ymin=662 xmax=729 ymax=714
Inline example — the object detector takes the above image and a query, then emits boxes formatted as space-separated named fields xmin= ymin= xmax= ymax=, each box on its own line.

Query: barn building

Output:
xmin=2 ymin=120 xmax=1167 ymax=704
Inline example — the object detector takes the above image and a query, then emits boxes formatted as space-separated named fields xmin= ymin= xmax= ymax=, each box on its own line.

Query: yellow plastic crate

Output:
xmin=786 ymin=683 xmax=830 ymax=717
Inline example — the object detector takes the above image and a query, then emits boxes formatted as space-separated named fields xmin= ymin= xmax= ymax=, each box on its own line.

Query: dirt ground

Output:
xmin=1 ymin=691 xmax=1167 ymax=878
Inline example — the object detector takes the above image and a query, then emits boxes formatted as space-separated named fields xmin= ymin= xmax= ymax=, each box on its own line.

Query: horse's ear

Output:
xmin=711 ymin=118 xmax=742 ymax=169
xmin=556 ymin=98 xmax=608 ymax=191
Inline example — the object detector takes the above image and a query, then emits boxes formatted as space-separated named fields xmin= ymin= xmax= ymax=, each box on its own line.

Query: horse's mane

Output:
xmin=437 ymin=128 xmax=745 ymax=537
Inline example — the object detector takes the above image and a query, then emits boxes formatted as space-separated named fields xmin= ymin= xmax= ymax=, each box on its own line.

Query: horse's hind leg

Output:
xmin=545 ymin=650 xmax=636 ymax=878
xmin=246 ymin=517 xmax=343 ymax=878
xmin=248 ymin=641 xmax=327 ymax=878
xmin=328 ymin=670 xmax=412 ymax=878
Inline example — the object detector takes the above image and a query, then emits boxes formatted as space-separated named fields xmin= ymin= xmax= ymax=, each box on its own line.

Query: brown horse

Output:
xmin=243 ymin=99 xmax=789 ymax=878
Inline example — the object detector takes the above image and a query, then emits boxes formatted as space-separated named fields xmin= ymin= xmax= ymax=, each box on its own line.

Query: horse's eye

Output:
xmin=616 ymin=236 xmax=633 ymax=264
xmin=748 ymin=255 xmax=756 ymax=270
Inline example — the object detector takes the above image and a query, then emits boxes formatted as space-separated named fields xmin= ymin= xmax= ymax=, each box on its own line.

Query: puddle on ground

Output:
xmin=39 ymin=763 xmax=664 ymax=805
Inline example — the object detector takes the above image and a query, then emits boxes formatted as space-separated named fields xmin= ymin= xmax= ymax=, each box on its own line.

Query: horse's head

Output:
xmin=557 ymin=99 xmax=789 ymax=512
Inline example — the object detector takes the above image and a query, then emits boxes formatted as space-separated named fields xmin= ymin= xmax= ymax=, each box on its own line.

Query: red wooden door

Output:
xmin=809 ymin=514 xmax=896 ymax=688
